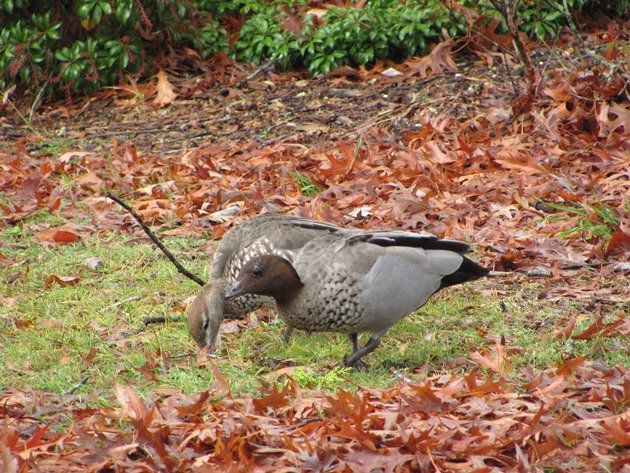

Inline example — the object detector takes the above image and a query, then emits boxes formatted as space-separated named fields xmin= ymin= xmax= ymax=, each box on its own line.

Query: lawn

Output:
xmin=2 ymin=230 xmax=626 ymax=400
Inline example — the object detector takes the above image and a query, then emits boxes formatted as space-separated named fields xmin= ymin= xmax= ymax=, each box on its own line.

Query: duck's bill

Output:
xmin=225 ymin=282 xmax=244 ymax=300
xmin=196 ymin=342 xmax=216 ymax=358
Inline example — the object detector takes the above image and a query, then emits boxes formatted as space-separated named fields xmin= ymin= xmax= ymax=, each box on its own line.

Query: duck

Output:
xmin=187 ymin=214 xmax=342 ymax=350
xmin=225 ymin=230 xmax=489 ymax=367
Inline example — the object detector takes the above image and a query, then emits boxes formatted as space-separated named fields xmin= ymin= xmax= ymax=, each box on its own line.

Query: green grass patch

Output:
xmin=1 ymin=232 xmax=627 ymax=402
xmin=538 ymin=199 xmax=629 ymax=247
xmin=290 ymin=171 xmax=323 ymax=196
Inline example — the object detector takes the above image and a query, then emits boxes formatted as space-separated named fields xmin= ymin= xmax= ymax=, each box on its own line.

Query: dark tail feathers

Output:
xmin=440 ymin=256 xmax=489 ymax=289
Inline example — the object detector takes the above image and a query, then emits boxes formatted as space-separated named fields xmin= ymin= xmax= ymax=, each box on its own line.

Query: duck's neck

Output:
xmin=273 ymin=286 xmax=302 ymax=306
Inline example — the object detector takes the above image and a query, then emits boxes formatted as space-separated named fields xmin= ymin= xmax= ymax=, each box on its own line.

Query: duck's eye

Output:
xmin=252 ymin=265 xmax=263 ymax=278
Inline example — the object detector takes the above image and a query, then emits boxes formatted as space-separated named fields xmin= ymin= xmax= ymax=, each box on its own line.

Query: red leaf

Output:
xmin=555 ymin=356 xmax=586 ymax=376
xmin=24 ymin=425 xmax=51 ymax=449
xmin=252 ymin=383 xmax=291 ymax=413
xmin=603 ymin=379 xmax=629 ymax=413
xmin=37 ymin=229 xmax=81 ymax=244
xmin=553 ymin=315 xmax=577 ymax=339
xmin=469 ymin=338 xmax=511 ymax=374
xmin=175 ymin=391 xmax=209 ymax=417
xmin=16 ymin=175 xmax=42 ymax=201
xmin=606 ymin=225 xmax=630 ymax=256
xmin=0 ymin=252 xmax=15 ymax=268
xmin=44 ymin=275 xmax=80 ymax=288
xmin=52 ymin=230 xmax=80 ymax=243
xmin=571 ymin=314 xmax=625 ymax=340
xmin=115 ymin=383 xmax=149 ymax=422
xmin=325 ymin=390 xmax=372 ymax=422
xmin=207 ymin=359 xmax=231 ymax=397
xmin=602 ymin=417 xmax=630 ymax=446
xmin=81 ymin=347 xmax=98 ymax=364
xmin=0 ymin=437 xmax=17 ymax=472
xmin=48 ymin=196 xmax=62 ymax=213
xmin=404 ymin=39 xmax=458 ymax=78
xmin=59 ymin=348 xmax=71 ymax=365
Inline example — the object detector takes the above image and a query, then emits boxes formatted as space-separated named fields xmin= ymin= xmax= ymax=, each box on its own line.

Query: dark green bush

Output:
xmin=1 ymin=0 xmax=626 ymax=100
xmin=233 ymin=0 xmax=466 ymax=75
xmin=0 ymin=0 xmax=228 ymax=98
xmin=467 ymin=0 xmax=627 ymax=41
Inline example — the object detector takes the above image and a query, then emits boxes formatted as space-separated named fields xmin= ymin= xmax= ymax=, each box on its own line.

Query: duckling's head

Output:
xmin=225 ymin=255 xmax=304 ymax=301
xmin=187 ymin=280 xmax=227 ymax=350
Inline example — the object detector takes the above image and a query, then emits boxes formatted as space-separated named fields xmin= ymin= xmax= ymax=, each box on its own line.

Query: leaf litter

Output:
xmin=1 ymin=354 xmax=628 ymax=472
xmin=1 ymin=19 xmax=629 ymax=472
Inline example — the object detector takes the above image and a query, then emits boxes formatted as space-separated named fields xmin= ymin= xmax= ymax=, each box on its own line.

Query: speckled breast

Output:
xmin=279 ymin=266 xmax=365 ymax=334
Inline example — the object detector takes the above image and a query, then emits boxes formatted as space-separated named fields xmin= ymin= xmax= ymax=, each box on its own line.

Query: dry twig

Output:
xmin=560 ymin=0 xmax=621 ymax=77
xmin=105 ymin=192 xmax=205 ymax=287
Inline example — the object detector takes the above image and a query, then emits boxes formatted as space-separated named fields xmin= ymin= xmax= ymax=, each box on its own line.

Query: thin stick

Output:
xmin=87 ymin=128 xmax=166 ymax=139
xmin=64 ymin=375 xmax=90 ymax=396
xmin=560 ymin=0 xmax=620 ymax=77
xmin=143 ymin=315 xmax=185 ymax=325
xmin=245 ymin=58 xmax=280 ymax=81
xmin=105 ymin=192 xmax=205 ymax=287
xmin=487 ymin=0 xmax=534 ymax=87
xmin=28 ymin=82 xmax=48 ymax=124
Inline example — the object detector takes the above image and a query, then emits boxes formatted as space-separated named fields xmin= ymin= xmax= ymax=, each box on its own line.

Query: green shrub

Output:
xmin=1 ymin=0 xmax=626 ymax=100
xmin=234 ymin=4 xmax=300 ymax=66
xmin=466 ymin=0 xmax=627 ymax=41
xmin=235 ymin=0 xmax=466 ymax=75
xmin=0 ymin=0 xmax=228 ymax=98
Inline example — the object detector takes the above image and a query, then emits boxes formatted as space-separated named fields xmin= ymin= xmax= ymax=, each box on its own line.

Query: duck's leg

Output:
xmin=342 ymin=333 xmax=382 ymax=368
xmin=282 ymin=325 xmax=294 ymax=342
xmin=348 ymin=333 xmax=359 ymax=354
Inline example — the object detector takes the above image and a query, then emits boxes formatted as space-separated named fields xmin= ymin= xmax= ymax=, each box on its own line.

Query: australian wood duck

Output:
xmin=225 ymin=231 xmax=489 ymax=367
xmin=187 ymin=214 xmax=341 ymax=349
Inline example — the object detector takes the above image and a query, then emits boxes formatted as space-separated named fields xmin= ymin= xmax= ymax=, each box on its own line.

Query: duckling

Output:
xmin=226 ymin=231 xmax=489 ymax=367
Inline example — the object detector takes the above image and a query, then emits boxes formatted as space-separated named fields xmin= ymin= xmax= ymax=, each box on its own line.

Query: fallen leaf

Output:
xmin=153 ymin=70 xmax=177 ymax=107
xmin=16 ymin=175 xmax=41 ymax=201
xmin=571 ymin=314 xmax=625 ymax=340
xmin=553 ymin=315 xmax=577 ymax=339
xmin=0 ymin=295 xmax=19 ymax=307
xmin=44 ymin=275 xmax=80 ymax=288
xmin=59 ymin=349 xmax=71 ymax=365
xmin=0 ymin=252 xmax=15 ymax=268
xmin=405 ymin=39 xmax=458 ymax=78
xmin=556 ymin=356 xmax=586 ymax=376
xmin=37 ymin=229 xmax=81 ymax=244
xmin=84 ymin=256 xmax=102 ymax=271
xmin=115 ymin=383 xmax=149 ymax=421
xmin=81 ymin=347 xmax=98 ymax=364
xmin=175 ymin=391 xmax=209 ymax=417
xmin=606 ymin=226 xmax=630 ymax=256
xmin=471 ymin=341 xmax=512 ymax=379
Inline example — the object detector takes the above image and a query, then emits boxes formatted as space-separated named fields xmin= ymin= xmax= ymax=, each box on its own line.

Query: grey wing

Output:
xmin=357 ymin=246 xmax=464 ymax=332
xmin=212 ymin=215 xmax=341 ymax=279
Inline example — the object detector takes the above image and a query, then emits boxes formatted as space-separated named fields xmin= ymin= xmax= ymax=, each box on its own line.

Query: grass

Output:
xmin=539 ymin=200 xmax=629 ymax=245
xmin=290 ymin=171 xmax=323 ymax=196
xmin=1 ymin=230 xmax=627 ymax=401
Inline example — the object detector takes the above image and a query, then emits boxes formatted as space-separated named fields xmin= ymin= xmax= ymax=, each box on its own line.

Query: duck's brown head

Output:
xmin=187 ymin=280 xmax=228 ymax=350
xmin=225 ymin=255 xmax=304 ymax=302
